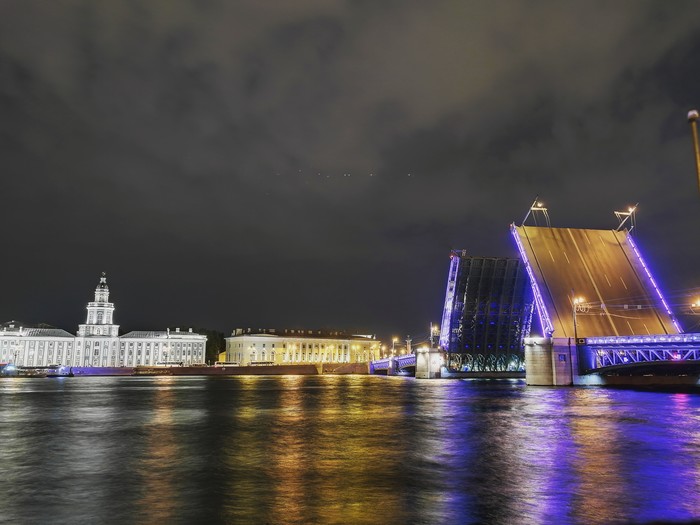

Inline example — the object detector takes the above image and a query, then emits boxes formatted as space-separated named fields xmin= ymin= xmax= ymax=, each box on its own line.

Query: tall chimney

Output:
xmin=688 ymin=109 xmax=700 ymax=195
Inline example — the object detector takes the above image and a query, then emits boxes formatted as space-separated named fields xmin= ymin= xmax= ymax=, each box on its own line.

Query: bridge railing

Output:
xmin=370 ymin=357 xmax=392 ymax=372
xmin=594 ymin=347 xmax=700 ymax=368
xmin=368 ymin=354 xmax=416 ymax=374
xmin=396 ymin=354 xmax=416 ymax=368
xmin=586 ymin=333 xmax=700 ymax=345
xmin=584 ymin=333 xmax=700 ymax=370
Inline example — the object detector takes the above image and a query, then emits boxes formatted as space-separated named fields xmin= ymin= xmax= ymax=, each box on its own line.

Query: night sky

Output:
xmin=2 ymin=1 xmax=700 ymax=342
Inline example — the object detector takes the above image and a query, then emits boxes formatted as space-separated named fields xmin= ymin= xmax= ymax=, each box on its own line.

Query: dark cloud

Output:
xmin=1 ymin=0 xmax=699 ymax=339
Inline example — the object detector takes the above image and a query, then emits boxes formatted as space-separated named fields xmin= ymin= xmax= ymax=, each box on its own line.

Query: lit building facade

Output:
xmin=120 ymin=329 xmax=205 ymax=367
xmin=225 ymin=328 xmax=380 ymax=365
xmin=0 ymin=274 xmax=206 ymax=367
xmin=0 ymin=325 xmax=75 ymax=367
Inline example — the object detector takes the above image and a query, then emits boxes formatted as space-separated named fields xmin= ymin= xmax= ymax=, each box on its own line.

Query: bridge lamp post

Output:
xmin=392 ymin=337 xmax=398 ymax=356
xmin=572 ymin=297 xmax=586 ymax=343
xmin=688 ymin=110 xmax=700 ymax=195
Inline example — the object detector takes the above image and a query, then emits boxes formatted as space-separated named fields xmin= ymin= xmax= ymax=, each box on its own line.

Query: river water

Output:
xmin=1 ymin=375 xmax=699 ymax=525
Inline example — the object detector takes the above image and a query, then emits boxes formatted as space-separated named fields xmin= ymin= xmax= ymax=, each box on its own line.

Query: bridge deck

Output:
xmin=512 ymin=225 xmax=679 ymax=338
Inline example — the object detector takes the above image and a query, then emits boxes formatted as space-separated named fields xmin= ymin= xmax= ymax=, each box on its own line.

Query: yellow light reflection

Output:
xmin=135 ymin=377 xmax=178 ymax=523
xmin=568 ymin=389 xmax=627 ymax=524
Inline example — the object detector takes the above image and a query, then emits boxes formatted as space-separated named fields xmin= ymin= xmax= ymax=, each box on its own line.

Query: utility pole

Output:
xmin=688 ymin=110 xmax=700 ymax=195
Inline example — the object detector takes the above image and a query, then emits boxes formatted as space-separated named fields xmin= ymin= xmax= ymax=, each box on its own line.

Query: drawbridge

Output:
xmin=511 ymin=225 xmax=681 ymax=339
xmin=511 ymin=224 xmax=699 ymax=380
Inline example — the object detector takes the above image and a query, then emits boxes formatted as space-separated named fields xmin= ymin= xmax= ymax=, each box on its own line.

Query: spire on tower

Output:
xmin=78 ymin=274 xmax=118 ymax=336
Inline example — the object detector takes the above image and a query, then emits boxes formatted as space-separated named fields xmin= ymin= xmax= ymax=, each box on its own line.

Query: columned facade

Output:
xmin=0 ymin=325 xmax=75 ymax=366
xmin=225 ymin=328 xmax=380 ymax=366
xmin=1 ymin=274 xmax=206 ymax=367
xmin=120 ymin=329 xmax=206 ymax=367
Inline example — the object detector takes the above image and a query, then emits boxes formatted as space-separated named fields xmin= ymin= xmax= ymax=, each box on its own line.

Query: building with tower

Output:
xmin=74 ymin=273 xmax=121 ymax=367
xmin=78 ymin=274 xmax=119 ymax=337
xmin=0 ymin=274 xmax=206 ymax=368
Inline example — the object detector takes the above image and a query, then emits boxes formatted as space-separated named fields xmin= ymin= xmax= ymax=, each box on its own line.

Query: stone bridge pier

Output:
xmin=523 ymin=337 xmax=603 ymax=386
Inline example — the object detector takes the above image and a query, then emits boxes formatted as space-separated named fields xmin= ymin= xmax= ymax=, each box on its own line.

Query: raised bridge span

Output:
xmin=512 ymin=225 xmax=697 ymax=385
xmin=369 ymin=225 xmax=696 ymax=385
xmin=511 ymin=225 xmax=680 ymax=339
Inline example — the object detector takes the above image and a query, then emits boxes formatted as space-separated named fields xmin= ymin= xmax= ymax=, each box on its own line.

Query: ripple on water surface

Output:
xmin=1 ymin=376 xmax=699 ymax=525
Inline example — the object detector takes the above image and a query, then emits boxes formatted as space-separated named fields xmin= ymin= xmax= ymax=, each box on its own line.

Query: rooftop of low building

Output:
xmin=229 ymin=328 xmax=376 ymax=340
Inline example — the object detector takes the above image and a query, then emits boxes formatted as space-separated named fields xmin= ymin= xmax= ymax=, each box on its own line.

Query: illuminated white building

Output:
xmin=0 ymin=325 xmax=75 ymax=367
xmin=120 ymin=328 xmax=205 ymax=367
xmin=74 ymin=273 xmax=121 ymax=366
xmin=0 ymin=274 xmax=206 ymax=367
xmin=224 ymin=328 xmax=380 ymax=365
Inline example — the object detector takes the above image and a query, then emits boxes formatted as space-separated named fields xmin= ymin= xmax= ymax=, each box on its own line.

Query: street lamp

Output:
xmin=572 ymin=296 xmax=586 ymax=342
xmin=688 ymin=110 xmax=700 ymax=195
xmin=392 ymin=337 xmax=398 ymax=356
xmin=429 ymin=323 xmax=440 ymax=347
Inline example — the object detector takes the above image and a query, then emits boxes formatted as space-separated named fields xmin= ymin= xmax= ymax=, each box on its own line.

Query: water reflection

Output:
xmin=568 ymin=389 xmax=627 ymax=524
xmin=220 ymin=375 xmax=403 ymax=524
xmin=670 ymin=392 xmax=700 ymax=517
xmin=1 ymin=376 xmax=699 ymax=525
xmin=136 ymin=377 xmax=178 ymax=523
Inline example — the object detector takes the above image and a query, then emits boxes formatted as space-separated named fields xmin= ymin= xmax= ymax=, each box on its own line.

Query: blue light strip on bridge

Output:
xmin=511 ymin=225 xmax=554 ymax=337
xmin=587 ymin=333 xmax=700 ymax=345
xmin=625 ymin=234 xmax=683 ymax=334
xmin=439 ymin=253 xmax=460 ymax=349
